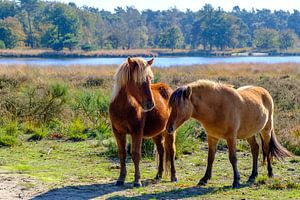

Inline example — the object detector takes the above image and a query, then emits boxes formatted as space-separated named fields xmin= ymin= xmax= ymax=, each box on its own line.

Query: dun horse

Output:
xmin=109 ymin=57 xmax=177 ymax=187
xmin=166 ymin=80 xmax=292 ymax=188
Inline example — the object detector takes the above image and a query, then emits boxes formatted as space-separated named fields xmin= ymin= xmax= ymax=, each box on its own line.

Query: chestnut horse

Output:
xmin=109 ymin=57 xmax=177 ymax=187
xmin=166 ymin=80 xmax=292 ymax=188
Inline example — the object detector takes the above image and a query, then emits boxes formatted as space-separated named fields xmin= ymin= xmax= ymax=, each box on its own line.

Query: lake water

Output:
xmin=1 ymin=56 xmax=300 ymax=67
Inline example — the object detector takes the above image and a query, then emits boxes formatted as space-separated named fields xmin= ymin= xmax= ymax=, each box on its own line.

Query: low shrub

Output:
xmin=28 ymin=127 xmax=48 ymax=141
xmin=0 ymin=121 xmax=19 ymax=146
xmin=0 ymin=135 xmax=17 ymax=146
xmin=67 ymin=118 xmax=87 ymax=141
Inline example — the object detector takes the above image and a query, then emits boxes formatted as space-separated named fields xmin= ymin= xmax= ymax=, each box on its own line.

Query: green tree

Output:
xmin=44 ymin=3 xmax=80 ymax=50
xmin=0 ymin=0 xmax=17 ymax=19
xmin=0 ymin=40 xmax=5 ymax=48
xmin=279 ymin=30 xmax=299 ymax=50
xmin=288 ymin=10 xmax=300 ymax=37
xmin=0 ymin=17 xmax=25 ymax=48
xmin=19 ymin=0 xmax=39 ymax=48
xmin=159 ymin=26 xmax=183 ymax=50
xmin=253 ymin=28 xmax=280 ymax=49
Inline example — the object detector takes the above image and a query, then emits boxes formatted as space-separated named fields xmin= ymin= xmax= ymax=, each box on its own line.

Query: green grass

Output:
xmin=0 ymin=140 xmax=299 ymax=199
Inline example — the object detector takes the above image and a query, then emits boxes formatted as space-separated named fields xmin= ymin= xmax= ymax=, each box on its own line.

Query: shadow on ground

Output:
xmin=32 ymin=180 xmax=250 ymax=200
xmin=107 ymin=183 xmax=250 ymax=200
xmin=32 ymin=182 xmax=128 ymax=200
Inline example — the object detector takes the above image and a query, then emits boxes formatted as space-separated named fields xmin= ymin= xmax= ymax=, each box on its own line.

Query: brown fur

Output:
xmin=109 ymin=57 xmax=177 ymax=187
xmin=167 ymin=79 xmax=292 ymax=188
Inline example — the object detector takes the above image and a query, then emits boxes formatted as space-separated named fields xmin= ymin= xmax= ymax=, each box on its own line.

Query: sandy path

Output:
xmin=0 ymin=170 xmax=45 ymax=200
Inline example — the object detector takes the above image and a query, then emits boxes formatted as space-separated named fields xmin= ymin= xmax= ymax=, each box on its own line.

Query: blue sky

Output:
xmin=55 ymin=0 xmax=299 ymax=12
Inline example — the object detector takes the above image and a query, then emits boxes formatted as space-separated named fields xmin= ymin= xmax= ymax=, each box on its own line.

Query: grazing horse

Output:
xmin=109 ymin=57 xmax=177 ymax=187
xmin=166 ymin=80 xmax=292 ymax=188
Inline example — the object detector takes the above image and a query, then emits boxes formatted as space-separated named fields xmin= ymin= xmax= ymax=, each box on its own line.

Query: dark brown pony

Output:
xmin=109 ymin=57 xmax=177 ymax=187
xmin=166 ymin=80 xmax=292 ymax=188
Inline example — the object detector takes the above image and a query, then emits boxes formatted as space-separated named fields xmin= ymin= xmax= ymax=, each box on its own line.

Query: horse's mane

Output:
xmin=111 ymin=57 xmax=154 ymax=101
xmin=169 ymin=87 xmax=188 ymax=107
xmin=169 ymin=80 xmax=233 ymax=107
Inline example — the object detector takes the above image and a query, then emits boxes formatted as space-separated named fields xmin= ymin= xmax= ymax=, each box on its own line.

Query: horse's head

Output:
xmin=166 ymin=86 xmax=193 ymax=134
xmin=126 ymin=57 xmax=155 ymax=112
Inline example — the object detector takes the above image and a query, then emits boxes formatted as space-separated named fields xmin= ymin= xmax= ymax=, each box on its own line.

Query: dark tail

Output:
xmin=269 ymin=130 xmax=293 ymax=161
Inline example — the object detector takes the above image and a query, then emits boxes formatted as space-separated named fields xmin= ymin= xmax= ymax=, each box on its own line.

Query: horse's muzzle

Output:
xmin=167 ymin=124 xmax=174 ymax=134
xmin=142 ymin=101 xmax=155 ymax=112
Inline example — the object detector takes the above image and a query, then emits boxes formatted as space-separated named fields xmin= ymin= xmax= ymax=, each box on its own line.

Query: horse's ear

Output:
xmin=147 ymin=58 xmax=154 ymax=66
xmin=185 ymin=86 xmax=192 ymax=99
xmin=127 ymin=56 xmax=137 ymax=69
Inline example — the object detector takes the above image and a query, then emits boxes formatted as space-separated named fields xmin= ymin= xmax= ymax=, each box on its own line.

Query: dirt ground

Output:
xmin=0 ymin=170 xmax=45 ymax=200
xmin=0 ymin=170 xmax=139 ymax=200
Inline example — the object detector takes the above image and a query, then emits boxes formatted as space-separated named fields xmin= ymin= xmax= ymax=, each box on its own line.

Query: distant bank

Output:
xmin=1 ymin=49 xmax=300 ymax=58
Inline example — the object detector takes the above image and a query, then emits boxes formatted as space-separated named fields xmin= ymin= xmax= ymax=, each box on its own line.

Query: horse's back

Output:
xmin=236 ymin=85 xmax=273 ymax=138
xmin=237 ymin=85 xmax=273 ymax=110
xmin=151 ymin=83 xmax=173 ymax=100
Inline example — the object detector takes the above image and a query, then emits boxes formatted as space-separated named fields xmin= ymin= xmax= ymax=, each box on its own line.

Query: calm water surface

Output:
xmin=1 ymin=56 xmax=300 ymax=67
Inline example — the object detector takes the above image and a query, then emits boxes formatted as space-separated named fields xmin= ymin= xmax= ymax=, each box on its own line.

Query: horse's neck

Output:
xmin=190 ymin=87 xmax=216 ymax=121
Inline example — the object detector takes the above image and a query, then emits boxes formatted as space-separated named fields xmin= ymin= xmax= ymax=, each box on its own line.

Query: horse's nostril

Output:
xmin=147 ymin=101 xmax=154 ymax=109
xmin=167 ymin=125 xmax=174 ymax=133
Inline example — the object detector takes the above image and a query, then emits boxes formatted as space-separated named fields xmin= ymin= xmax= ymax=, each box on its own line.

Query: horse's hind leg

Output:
xmin=113 ymin=127 xmax=127 ymax=186
xmin=227 ymin=137 xmax=240 ymax=188
xmin=246 ymin=136 xmax=259 ymax=183
xmin=152 ymin=134 xmax=164 ymax=180
xmin=260 ymin=124 xmax=273 ymax=178
xmin=198 ymin=135 xmax=218 ymax=186
xmin=164 ymin=131 xmax=177 ymax=182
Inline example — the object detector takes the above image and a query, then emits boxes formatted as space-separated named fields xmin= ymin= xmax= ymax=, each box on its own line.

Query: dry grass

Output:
xmin=0 ymin=49 xmax=158 ymax=57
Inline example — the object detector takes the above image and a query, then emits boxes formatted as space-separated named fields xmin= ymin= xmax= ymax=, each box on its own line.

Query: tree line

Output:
xmin=0 ymin=0 xmax=300 ymax=51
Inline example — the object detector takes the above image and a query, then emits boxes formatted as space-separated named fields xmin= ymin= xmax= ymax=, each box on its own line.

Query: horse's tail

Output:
xmin=269 ymin=129 xmax=293 ymax=161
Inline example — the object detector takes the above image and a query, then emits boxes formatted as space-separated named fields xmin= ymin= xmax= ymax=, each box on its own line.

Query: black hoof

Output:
xmin=197 ymin=179 xmax=207 ymax=186
xmin=247 ymin=177 xmax=256 ymax=183
xmin=155 ymin=174 xmax=162 ymax=180
xmin=171 ymin=177 xmax=178 ymax=182
xmin=115 ymin=180 xmax=124 ymax=186
xmin=133 ymin=182 xmax=141 ymax=188
xmin=268 ymin=172 xmax=274 ymax=178
xmin=232 ymin=182 xmax=240 ymax=189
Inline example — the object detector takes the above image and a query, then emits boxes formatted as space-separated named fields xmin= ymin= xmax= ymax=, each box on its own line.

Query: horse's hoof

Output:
xmin=197 ymin=180 xmax=207 ymax=186
xmin=115 ymin=180 xmax=125 ymax=186
xmin=247 ymin=177 xmax=256 ymax=183
xmin=171 ymin=177 xmax=178 ymax=182
xmin=133 ymin=182 xmax=141 ymax=188
xmin=268 ymin=172 xmax=274 ymax=178
xmin=154 ymin=174 xmax=162 ymax=180
xmin=232 ymin=182 xmax=240 ymax=189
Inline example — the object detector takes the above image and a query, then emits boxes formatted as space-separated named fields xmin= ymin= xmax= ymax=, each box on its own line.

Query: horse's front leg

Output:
xmin=131 ymin=132 xmax=143 ymax=187
xmin=165 ymin=131 xmax=178 ymax=182
xmin=152 ymin=134 xmax=164 ymax=180
xmin=113 ymin=127 xmax=127 ymax=186
xmin=198 ymin=135 xmax=218 ymax=186
xmin=227 ymin=137 xmax=240 ymax=188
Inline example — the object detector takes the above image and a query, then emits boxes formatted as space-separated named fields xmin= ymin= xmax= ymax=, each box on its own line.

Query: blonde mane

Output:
xmin=187 ymin=79 xmax=224 ymax=89
xmin=111 ymin=57 xmax=154 ymax=101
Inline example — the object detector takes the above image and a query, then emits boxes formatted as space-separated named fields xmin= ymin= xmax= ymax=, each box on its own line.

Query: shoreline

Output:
xmin=1 ymin=49 xmax=300 ymax=58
